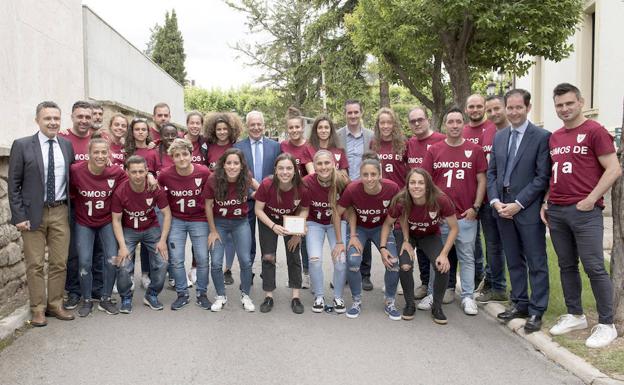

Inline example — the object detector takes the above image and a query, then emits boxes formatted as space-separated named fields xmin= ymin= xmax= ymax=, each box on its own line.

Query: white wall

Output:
xmin=0 ymin=0 xmax=85 ymax=151
xmin=517 ymin=0 xmax=624 ymax=132
xmin=82 ymin=6 xmax=185 ymax=125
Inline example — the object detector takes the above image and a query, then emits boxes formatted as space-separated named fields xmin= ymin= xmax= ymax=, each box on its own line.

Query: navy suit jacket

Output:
xmin=487 ymin=122 xmax=551 ymax=225
xmin=8 ymin=132 xmax=74 ymax=230
xmin=234 ymin=136 xmax=280 ymax=188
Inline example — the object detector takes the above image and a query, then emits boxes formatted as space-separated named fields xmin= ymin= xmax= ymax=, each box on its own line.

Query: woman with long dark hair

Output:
xmin=370 ymin=107 xmax=408 ymax=189
xmin=254 ymin=153 xmax=309 ymax=314
xmin=308 ymin=115 xmax=349 ymax=174
xmin=381 ymin=168 xmax=458 ymax=324
xmin=205 ymin=148 xmax=255 ymax=312
xmin=124 ymin=118 xmax=159 ymax=175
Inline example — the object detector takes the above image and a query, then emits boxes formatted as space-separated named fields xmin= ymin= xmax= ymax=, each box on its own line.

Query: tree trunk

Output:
xmin=379 ymin=71 xmax=390 ymax=108
xmin=611 ymin=99 xmax=624 ymax=328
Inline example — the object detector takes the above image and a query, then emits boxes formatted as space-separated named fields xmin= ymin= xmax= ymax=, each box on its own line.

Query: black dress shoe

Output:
xmin=524 ymin=315 xmax=542 ymax=333
xmin=291 ymin=298 xmax=304 ymax=314
xmin=260 ymin=297 xmax=274 ymax=313
xmin=497 ymin=306 xmax=529 ymax=322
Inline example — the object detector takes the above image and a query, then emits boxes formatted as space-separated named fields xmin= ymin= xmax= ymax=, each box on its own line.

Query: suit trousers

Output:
xmin=496 ymin=208 xmax=549 ymax=315
xmin=22 ymin=204 xmax=70 ymax=312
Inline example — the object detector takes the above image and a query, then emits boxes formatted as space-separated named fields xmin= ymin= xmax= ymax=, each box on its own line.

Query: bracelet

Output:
xmin=350 ymin=234 xmax=358 ymax=237
xmin=335 ymin=241 xmax=344 ymax=244
xmin=271 ymin=223 xmax=276 ymax=230
xmin=379 ymin=246 xmax=387 ymax=250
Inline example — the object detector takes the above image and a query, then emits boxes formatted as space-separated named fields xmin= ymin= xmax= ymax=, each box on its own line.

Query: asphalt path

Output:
xmin=0 ymin=237 xmax=582 ymax=385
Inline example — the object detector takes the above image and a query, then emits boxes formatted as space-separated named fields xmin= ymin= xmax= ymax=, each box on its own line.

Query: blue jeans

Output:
xmin=211 ymin=218 xmax=252 ymax=296
xmin=168 ymin=218 xmax=209 ymax=296
xmin=224 ymin=233 xmax=235 ymax=270
xmin=347 ymin=226 xmax=399 ymax=302
xmin=441 ymin=218 xmax=478 ymax=299
xmin=305 ymin=220 xmax=347 ymax=299
xmin=117 ymin=226 xmax=167 ymax=299
xmin=75 ymin=222 xmax=117 ymax=300
xmin=480 ymin=203 xmax=506 ymax=291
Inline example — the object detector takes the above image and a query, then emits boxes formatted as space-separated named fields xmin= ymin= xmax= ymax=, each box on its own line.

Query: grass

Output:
xmin=506 ymin=238 xmax=624 ymax=378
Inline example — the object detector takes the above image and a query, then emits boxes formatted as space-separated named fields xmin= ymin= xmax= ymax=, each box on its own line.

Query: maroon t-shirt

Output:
xmin=281 ymin=140 xmax=313 ymax=176
xmin=156 ymin=149 xmax=174 ymax=176
xmin=59 ymin=130 xmax=91 ymax=163
xmin=463 ymin=120 xmax=497 ymax=161
xmin=372 ymin=140 xmax=409 ymax=188
xmin=338 ymin=179 xmax=400 ymax=228
xmin=389 ymin=193 xmax=455 ymax=237
xmin=70 ymin=162 xmax=128 ymax=227
xmin=302 ymin=174 xmax=343 ymax=225
xmin=133 ymin=147 xmax=159 ymax=173
xmin=255 ymin=177 xmax=309 ymax=221
xmin=111 ymin=180 xmax=168 ymax=231
xmin=548 ymin=119 xmax=615 ymax=207
xmin=191 ymin=139 xmax=206 ymax=165
xmin=423 ymin=140 xmax=487 ymax=217
xmin=308 ymin=146 xmax=349 ymax=171
xmin=204 ymin=174 xmax=249 ymax=219
xmin=110 ymin=142 xmax=125 ymax=168
xmin=206 ymin=143 xmax=232 ymax=171
xmin=158 ymin=164 xmax=212 ymax=221
xmin=406 ymin=132 xmax=446 ymax=169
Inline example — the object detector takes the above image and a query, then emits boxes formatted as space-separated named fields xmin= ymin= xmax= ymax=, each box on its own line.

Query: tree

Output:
xmin=610 ymin=100 xmax=624 ymax=328
xmin=144 ymin=23 xmax=161 ymax=58
xmin=150 ymin=10 xmax=187 ymax=84
xmin=346 ymin=0 xmax=583 ymax=125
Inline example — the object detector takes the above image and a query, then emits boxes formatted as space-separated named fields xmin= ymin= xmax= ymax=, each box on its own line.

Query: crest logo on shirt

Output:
xmin=334 ymin=154 xmax=341 ymax=162
xmin=146 ymin=198 xmax=153 ymax=206
xmin=383 ymin=200 xmax=390 ymax=207
xmin=194 ymin=178 xmax=202 ymax=187
xmin=429 ymin=211 xmax=437 ymax=219
xmin=577 ymin=134 xmax=586 ymax=143
xmin=426 ymin=144 xmax=431 ymax=150
xmin=464 ymin=150 xmax=472 ymax=158
xmin=410 ymin=224 xmax=417 ymax=230
xmin=107 ymin=179 xmax=115 ymax=188
xmin=294 ymin=199 xmax=301 ymax=206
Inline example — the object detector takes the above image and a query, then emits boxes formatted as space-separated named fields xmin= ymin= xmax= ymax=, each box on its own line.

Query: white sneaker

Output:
xmin=241 ymin=294 xmax=255 ymax=312
xmin=130 ymin=276 xmax=135 ymax=291
xmin=443 ymin=288 xmax=455 ymax=304
xmin=168 ymin=277 xmax=175 ymax=288
xmin=462 ymin=297 xmax=478 ymax=316
xmin=186 ymin=277 xmax=193 ymax=288
xmin=112 ymin=283 xmax=118 ymax=294
xmin=585 ymin=324 xmax=617 ymax=348
xmin=312 ymin=296 xmax=324 ymax=313
xmin=302 ymin=273 xmax=310 ymax=289
xmin=141 ymin=273 xmax=150 ymax=290
xmin=417 ymin=294 xmax=433 ymax=310
xmin=549 ymin=314 xmax=588 ymax=336
xmin=211 ymin=295 xmax=227 ymax=312
xmin=189 ymin=268 xmax=197 ymax=285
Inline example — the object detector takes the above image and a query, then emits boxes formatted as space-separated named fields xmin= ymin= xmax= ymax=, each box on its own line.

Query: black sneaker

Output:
xmin=362 ymin=276 xmax=373 ymax=291
xmin=260 ymin=297 xmax=274 ymax=313
xmin=432 ymin=306 xmax=448 ymax=325
xmin=291 ymin=298 xmax=304 ymax=314
xmin=78 ymin=300 xmax=93 ymax=317
xmin=64 ymin=294 xmax=81 ymax=310
xmin=171 ymin=293 xmax=190 ymax=310
xmin=97 ymin=298 xmax=119 ymax=315
xmin=143 ymin=294 xmax=164 ymax=310
xmin=195 ymin=295 xmax=212 ymax=310
xmin=402 ymin=304 xmax=416 ymax=320
xmin=224 ymin=270 xmax=234 ymax=285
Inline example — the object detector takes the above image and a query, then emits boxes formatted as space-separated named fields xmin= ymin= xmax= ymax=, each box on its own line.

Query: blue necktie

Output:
xmin=503 ymin=130 xmax=518 ymax=187
xmin=254 ymin=140 xmax=262 ymax=181
xmin=46 ymin=140 xmax=55 ymax=204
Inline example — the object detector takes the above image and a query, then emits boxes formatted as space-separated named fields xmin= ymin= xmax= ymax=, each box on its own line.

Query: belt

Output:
xmin=503 ymin=186 xmax=512 ymax=194
xmin=44 ymin=199 xmax=67 ymax=208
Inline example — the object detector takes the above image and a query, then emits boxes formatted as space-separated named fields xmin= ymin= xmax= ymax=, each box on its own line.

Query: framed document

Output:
xmin=283 ymin=215 xmax=305 ymax=235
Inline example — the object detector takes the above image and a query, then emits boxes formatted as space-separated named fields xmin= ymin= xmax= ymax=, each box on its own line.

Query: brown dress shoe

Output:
xmin=30 ymin=311 xmax=47 ymax=327
xmin=46 ymin=307 xmax=75 ymax=321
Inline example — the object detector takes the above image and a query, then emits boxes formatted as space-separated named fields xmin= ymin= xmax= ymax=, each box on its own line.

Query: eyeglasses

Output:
xmin=131 ymin=117 xmax=148 ymax=124
xmin=409 ymin=118 xmax=427 ymax=125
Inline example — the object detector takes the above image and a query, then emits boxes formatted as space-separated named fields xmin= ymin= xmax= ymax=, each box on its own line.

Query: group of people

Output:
xmin=8 ymin=82 xmax=620 ymax=348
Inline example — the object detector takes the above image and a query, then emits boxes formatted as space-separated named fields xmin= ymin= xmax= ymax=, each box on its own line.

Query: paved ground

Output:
xmin=0 ymin=239 xmax=583 ymax=385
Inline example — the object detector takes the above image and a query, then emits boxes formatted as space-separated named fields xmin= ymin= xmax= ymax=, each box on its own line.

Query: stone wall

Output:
xmin=0 ymin=154 xmax=28 ymax=318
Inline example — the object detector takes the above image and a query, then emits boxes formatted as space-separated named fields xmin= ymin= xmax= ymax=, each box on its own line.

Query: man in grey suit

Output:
xmin=487 ymin=89 xmax=551 ymax=333
xmin=335 ymin=100 xmax=376 ymax=290
xmin=8 ymin=101 xmax=76 ymax=326
xmin=234 ymin=110 xmax=281 ymax=267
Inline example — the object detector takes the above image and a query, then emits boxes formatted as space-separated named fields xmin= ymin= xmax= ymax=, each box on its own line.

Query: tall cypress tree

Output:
xmin=151 ymin=10 xmax=187 ymax=84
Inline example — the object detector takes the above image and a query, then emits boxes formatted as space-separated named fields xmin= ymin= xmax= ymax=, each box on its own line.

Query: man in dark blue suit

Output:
xmin=234 ymin=111 xmax=281 ymax=268
xmin=487 ymin=89 xmax=551 ymax=333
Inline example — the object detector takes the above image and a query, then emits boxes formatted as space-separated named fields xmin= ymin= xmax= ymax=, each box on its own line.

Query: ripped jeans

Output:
xmin=305 ymin=220 xmax=347 ymax=300
xmin=347 ymin=226 xmax=399 ymax=302
xmin=75 ymin=222 xmax=118 ymax=300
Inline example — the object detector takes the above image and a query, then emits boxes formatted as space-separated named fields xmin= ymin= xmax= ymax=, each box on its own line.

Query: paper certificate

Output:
xmin=283 ymin=216 xmax=305 ymax=235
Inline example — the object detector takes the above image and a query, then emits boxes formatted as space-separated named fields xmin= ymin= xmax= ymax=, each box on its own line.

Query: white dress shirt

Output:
xmin=38 ymin=131 xmax=67 ymax=201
